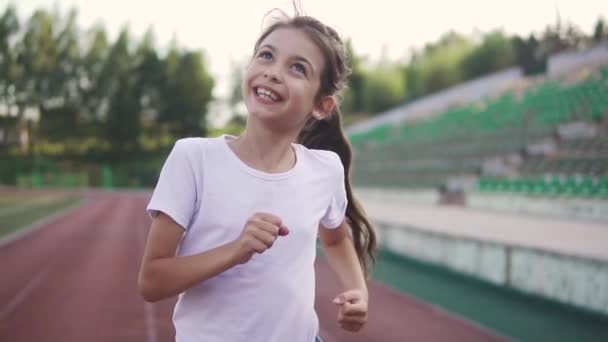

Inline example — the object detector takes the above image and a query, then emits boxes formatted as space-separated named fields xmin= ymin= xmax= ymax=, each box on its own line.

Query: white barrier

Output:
xmin=467 ymin=192 xmax=608 ymax=222
xmin=548 ymin=43 xmax=608 ymax=77
xmin=375 ymin=221 xmax=608 ymax=316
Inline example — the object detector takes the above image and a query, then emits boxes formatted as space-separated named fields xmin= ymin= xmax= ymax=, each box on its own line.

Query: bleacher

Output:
xmin=350 ymin=65 xmax=608 ymax=198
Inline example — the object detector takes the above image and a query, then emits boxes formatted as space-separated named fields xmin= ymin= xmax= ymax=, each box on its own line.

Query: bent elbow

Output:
xmin=138 ymin=272 xmax=162 ymax=303
xmin=138 ymin=287 xmax=157 ymax=303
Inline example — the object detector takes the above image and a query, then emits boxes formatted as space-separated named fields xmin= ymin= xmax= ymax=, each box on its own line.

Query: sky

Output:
xmin=8 ymin=0 xmax=608 ymax=125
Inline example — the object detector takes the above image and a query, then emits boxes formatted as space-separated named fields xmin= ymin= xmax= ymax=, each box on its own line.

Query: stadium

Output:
xmin=1 ymin=2 xmax=607 ymax=341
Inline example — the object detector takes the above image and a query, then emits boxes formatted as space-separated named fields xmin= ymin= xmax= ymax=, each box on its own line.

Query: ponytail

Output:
xmin=298 ymin=108 xmax=377 ymax=277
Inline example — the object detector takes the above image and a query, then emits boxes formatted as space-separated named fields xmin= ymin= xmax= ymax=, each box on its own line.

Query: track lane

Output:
xmin=1 ymin=192 xmax=505 ymax=341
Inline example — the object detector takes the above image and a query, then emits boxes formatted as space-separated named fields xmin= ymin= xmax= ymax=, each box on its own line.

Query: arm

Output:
xmin=319 ymin=220 xmax=368 ymax=299
xmin=319 ymin=220 xmax=368 ymax=332
xmin=137 ymin=212 xmax=241 ymax=302
xmin=138 ymin=211 xmax=288 ymax=302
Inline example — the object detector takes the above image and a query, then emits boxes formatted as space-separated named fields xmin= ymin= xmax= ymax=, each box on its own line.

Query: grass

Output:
xmin=0 ymin=191 xmax=82 ymax=239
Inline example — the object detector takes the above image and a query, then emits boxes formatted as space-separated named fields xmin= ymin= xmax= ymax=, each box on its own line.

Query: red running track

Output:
xmin=0 ymin=192 xmax=505 ymax=342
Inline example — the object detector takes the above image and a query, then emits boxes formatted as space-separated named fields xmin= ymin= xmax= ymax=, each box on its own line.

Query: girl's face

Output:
xmin=242 ymin=27 xmax=328 ymax=131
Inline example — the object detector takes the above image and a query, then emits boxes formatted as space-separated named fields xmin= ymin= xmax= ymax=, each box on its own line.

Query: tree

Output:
xmin=80 ymin=24 xmax=109 ymax=125
xmin=0 ymin=5 xmax=21 ymax=115
xmin=404 ymin=51 xmax=424 ymax=101
xmin=134 ymin=28 xmax=164 ymax=129
xmin=513 ymin=34 xmax=546 ymax=75
xmin=461 ymin=30 xmax=516 ymax=80
xmin=0 ymin=4 xmax=216 ymax=160
xmin=17 ymin=9 xmax=59 ymax=152
xmin=160 ymin=48 xmax=214 ymax=137
xmin=361 ymin=65 xmax=406 ymax=114
xmin=593 ymin=17 xmax=607 ymax=42
xmin=20 ymin=9 xmax=57 ymax=105
xmin=341 ymin=39 xmax=366 ymax=114
xmin=227 ymin=59 xmax=245 ymax=109
xmin=103 ymin=27 xmax=141 ymax=154
xmin=403 ymin=31 xmax=473 ymax=99
xmin=38 ymin=8 xmax=82 ymax=143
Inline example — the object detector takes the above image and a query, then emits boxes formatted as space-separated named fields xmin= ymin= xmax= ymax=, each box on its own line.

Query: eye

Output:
xmin=291 ymin=63 xmax=306 ymax=75
xmin=257 ymin=50 xmax=273 ymax=60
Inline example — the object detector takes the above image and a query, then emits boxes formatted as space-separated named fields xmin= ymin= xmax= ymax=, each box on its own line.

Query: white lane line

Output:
xmin=144 ymin=301 xmax=158 ymax=342
xmin=136 ymin=207 xmax=158 ymax=342
xmin=0 ymin=267 xmax=52 ymax=320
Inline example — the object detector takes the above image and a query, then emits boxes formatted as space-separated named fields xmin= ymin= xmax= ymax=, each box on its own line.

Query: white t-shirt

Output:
xmin=146 ymin=134 xmax=347 ymax=342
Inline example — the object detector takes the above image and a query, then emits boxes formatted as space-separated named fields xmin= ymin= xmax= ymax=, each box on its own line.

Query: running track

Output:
xmin=0 ymin=191 xmax=505 ymax=341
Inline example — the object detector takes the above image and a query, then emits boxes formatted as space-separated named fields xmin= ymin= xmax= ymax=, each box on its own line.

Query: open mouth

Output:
xmin=254 ymin=86 xmax=283 ymax=102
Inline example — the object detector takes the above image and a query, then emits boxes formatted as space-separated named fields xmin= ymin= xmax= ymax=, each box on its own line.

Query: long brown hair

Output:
xmin=253 ymin=14 xmax=377 ymax=276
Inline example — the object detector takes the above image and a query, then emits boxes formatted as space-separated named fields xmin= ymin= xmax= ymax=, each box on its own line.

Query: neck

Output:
xmin=230 ymin=119 xmax=300 ymax=173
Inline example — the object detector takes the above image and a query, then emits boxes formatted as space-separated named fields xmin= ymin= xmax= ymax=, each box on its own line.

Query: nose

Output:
xmin=263 ymin=65 xmax=281 ymax=83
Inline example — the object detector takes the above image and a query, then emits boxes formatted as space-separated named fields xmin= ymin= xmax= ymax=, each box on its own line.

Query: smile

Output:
xmin=254 ymin=86 xmax=282 ymax=102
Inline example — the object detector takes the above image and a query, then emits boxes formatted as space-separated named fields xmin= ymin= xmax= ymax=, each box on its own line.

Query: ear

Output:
xmin=312 ymin=96 xmax=336 ymax=120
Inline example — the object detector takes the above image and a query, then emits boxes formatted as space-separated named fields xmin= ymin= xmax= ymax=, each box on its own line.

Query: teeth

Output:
xmin=256 ymin=87 xmax=279 ymax=101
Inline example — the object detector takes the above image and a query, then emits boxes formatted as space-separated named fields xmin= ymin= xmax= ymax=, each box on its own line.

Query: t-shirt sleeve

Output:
xmin=320 ymin=154 xmax=348 ymax=229
xmin=146 ymin=139 xmax=198 ymax=230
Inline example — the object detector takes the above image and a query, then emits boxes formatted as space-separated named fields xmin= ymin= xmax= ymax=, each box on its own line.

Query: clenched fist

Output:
xmin=333 ymin=289 xmax=368 ymax=332
xmin=233 ymin=212 xmax=289 ymax=264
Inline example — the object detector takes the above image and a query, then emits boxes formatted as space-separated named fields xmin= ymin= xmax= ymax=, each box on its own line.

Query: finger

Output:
xmin=333 ymin=289 xmax=364 ymax=304
xmin=249 ymin=238 xmax=268 ymax=254
xmin=251 ymin=218 xmax=280 ymax=237
xmin=342 ymin=302 xmax=367 ymax=317
xmin=343 ymin=309 xmax=367 ymax=318
xmin=255 ymin=212 xmax=283 ymax=226
xmin=339 ymin=314 xmax=367 ymax=325
xmin=251 ymin=229 xmax=276 ymax=248
xmin=255 ymin=214 xmax=289 ymax=237
xmin=340 ymin=322 xmax=363 ymax=332
xmin=337 ymin=311 xmax=344 ymax=322
xmin=338 ymin=306 xmax=367 ymax=322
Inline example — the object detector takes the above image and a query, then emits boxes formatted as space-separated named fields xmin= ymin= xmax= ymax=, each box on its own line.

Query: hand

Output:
xmin=233 ymin=212 xmax=289 ymax=264
xmin=333 ymin=289 xmax=368 ymax=332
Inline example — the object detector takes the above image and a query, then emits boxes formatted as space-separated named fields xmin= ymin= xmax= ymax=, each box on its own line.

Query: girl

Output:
xmin=138 ymin=9 xmax=377 ymax=342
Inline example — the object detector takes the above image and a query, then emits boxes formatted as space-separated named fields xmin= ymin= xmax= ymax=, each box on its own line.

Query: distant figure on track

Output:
xmin=138 ymin=6 xmax=377 ymax=342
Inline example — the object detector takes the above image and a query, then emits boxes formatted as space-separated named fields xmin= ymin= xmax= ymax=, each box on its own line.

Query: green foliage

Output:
xmin=406 ymin=31 xmax=474 ymax=98
xmin=0 ymin=4 xmax=215 ymax=186
xmin=360 ymin=65 xmax=406 ymax=113
xmin=0 ymin=4 xmax=214 ymax=158
xmin=160 ymin=51 xmax=214 ymax=137
xmin=209 ymin=115 xmax=246 ymax=138
xmin=2 ymin=3 xmax=605 ymax=186
xmin=461 ymin=30 xmax=516 ymax=80
xmin=342 ymin=31 xmax=476 ymax=116
xmin=593 ymin=17 xmax=606 ymax=42
xmin=341 ymin=39 xmax=366 ymax=114
xmin=512 ymin=35 xmax=547 ymax=75
xmin=340 ymin=20 xmax=599 ymax=118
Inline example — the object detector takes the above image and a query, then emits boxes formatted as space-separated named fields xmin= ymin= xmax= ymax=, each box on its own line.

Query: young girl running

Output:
xmin=138 ymin=9 xmax=377 ymax=342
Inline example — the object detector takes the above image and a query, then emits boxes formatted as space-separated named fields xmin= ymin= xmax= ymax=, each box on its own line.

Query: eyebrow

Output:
xmin=258 ymin=44 xmax=316 ymax=76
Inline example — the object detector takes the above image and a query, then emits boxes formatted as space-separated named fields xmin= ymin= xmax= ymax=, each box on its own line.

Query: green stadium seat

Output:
xmin=350 ymin=67 xmax=608 ymax=194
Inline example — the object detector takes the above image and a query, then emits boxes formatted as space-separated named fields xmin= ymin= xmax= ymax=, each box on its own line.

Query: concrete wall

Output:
xmin=375 ymin=221 xmax=608 ymax=316
xmin=548 ymin=43 xmax=608 ymax=77
xmin=467 ymin=192 xmax=608 ymax=222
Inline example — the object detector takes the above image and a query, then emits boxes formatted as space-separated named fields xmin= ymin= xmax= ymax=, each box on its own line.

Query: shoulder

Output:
xmin=173 ymin=137 xmax=210 ymax=151
xmin=172 ymin=136 xmax=223 ymax=159
xmin=163 ymin=137 xmax=214 ymax=175
xmin=296 ymin=145 xmax=344 ymax=176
